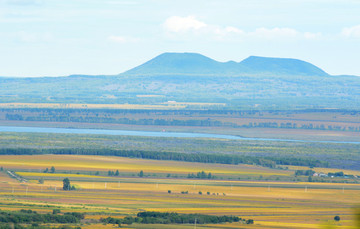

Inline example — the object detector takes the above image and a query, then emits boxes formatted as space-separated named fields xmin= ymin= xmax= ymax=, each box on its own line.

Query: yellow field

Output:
xmin=16 ymin=172 xmax=106 ymax=179
xmin=0 ymin=154 xmax=290 ymax=177
xmin=0 ymin=155 xmax=359 ymax=228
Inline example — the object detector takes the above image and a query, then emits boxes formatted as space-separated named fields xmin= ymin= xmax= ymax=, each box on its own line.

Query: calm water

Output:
xmin=0 ymin=126 xmax=359 ymax=144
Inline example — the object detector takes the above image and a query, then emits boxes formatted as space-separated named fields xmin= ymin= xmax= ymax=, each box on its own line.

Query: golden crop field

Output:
xmin=0 ymin=155 xmax=359 ymax=228
xmin=0 ymin=154 xmax=291 ymax=177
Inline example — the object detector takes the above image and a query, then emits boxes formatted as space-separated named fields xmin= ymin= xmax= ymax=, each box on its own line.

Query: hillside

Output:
xmin=123 ymin=52 xmax=329 ymax=77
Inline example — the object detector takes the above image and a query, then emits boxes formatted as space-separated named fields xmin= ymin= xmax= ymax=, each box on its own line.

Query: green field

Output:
xmin=0 ymin=131 xmax=359 ymax=171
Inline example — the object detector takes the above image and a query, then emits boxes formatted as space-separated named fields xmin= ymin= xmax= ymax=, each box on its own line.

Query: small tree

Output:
xmin=198 ymin=191 xmax=202 ymax=195
xmin=0 ymin=166 xmax=3 ymax=171
xmin=246 ymin=219 xmax=254 ymax=224
xmin=139 ymin=170 xmax=144 ymax=177
xmin=334 ymin=215 xmax=340 ymax=221
xmin=38 ymin=178 xmax=44 ymax=184
xmin=115 ymin=170 xmax=119 ymax=176
xmin=44 ymin=168 xmax=49 ymax=173
xmin=168 ymin=190 xmax=171 ymax=194
xmin=63 ymin=178 xmax=71 ymax=191
xmin=50 ymin=166 xmax=55 ymax=173
xmin=53 ymin=209 xmax=61 ymax=214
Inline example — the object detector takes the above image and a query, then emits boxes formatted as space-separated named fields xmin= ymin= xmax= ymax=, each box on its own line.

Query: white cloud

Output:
xmin=341 ymin=25 xmax=360 ymax=38
xmin=108 ymin=35 xmax=139 ymax=43
xmin=251 ymin=27 xmax=299 ymax=39
xmin=303 ymin=32 xmax=322 ymax=40
xmin=162 ymin=16 xmax=324 ymax=42
xmin=163 ymin=16 xmax=207 ymax=33
xmin=215 ymin=26 xmax=244 ymax=36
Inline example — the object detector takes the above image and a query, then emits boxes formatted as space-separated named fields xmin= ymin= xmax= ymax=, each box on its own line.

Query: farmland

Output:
xmin=0 ymin=107 xmax=359 ymax=228
xmin=0 ymin=155 xmax=359 ymax=228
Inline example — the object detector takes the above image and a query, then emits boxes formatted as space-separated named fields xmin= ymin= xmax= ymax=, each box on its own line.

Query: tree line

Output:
xmin=0 ymin=148 xmax=328 ymax=168
xmin=0 ymin=209 xmax=84 ymax=224
xmin=100 ymin=211 xmax=254 ymax=225
xmin=5 ymin=113 xmax=360 ymax=132
xmin=187 ymin=171 xmax=214 ymax=179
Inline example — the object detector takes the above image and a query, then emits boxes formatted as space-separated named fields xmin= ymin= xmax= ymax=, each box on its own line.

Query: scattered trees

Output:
xmin=62 ymin=178 xmax=76 ymax=191
xmin=295 ymin=170 xmax=315 ymax=176
xmin=43 ymin=166 xmax=55 ymax=173
xmin=107 ymin=170 xmax=120 ymax=176
xmin=187 ymin=171 xmax=214 ymax=179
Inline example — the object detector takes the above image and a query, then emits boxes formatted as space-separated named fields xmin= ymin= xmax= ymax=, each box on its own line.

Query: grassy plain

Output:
xmin=0 ymin=155 xmax=360 ymax=228
xmin=1 ymin=131 xmax=359 ymax=171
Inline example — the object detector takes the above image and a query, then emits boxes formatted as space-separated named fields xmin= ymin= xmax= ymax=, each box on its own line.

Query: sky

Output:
xmin=0 ymin=0 xmax=360 ymax=77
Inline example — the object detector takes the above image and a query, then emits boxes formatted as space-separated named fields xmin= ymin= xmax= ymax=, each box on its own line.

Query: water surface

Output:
xmin=0 ymin=126 xmax=359 ymax=144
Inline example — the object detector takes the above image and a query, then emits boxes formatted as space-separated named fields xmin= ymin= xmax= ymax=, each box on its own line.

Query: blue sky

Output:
xmin=1 ymin=0 xmax=360 ymax=77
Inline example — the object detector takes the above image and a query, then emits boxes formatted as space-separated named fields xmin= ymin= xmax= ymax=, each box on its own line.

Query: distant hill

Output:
xmin=1 ymin=52 xmax=359 ymax=109
xmin=122 ymin=52 xmax=329 ymax=77
xmin=239 ymin=56 xmax=328 ymax=77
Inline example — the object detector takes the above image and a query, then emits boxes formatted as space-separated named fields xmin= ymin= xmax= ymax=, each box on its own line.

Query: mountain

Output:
xmin=122 ymin=53 xmax=235 ymax=76
xmin=239 ymin=56 xmax=329 ymax=77
xmin=1 ymin=52 xmax=359 ymax=109
xmin=122 ymin=52 xmax=329 ymax=77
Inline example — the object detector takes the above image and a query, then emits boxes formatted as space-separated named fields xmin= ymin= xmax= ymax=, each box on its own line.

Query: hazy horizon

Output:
xmin=1 ymin=0 xmax=360 ymax=77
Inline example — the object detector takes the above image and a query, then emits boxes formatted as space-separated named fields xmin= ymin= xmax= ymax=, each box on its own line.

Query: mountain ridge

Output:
xmin=121 ymin=52 xmax=329 ymax=77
